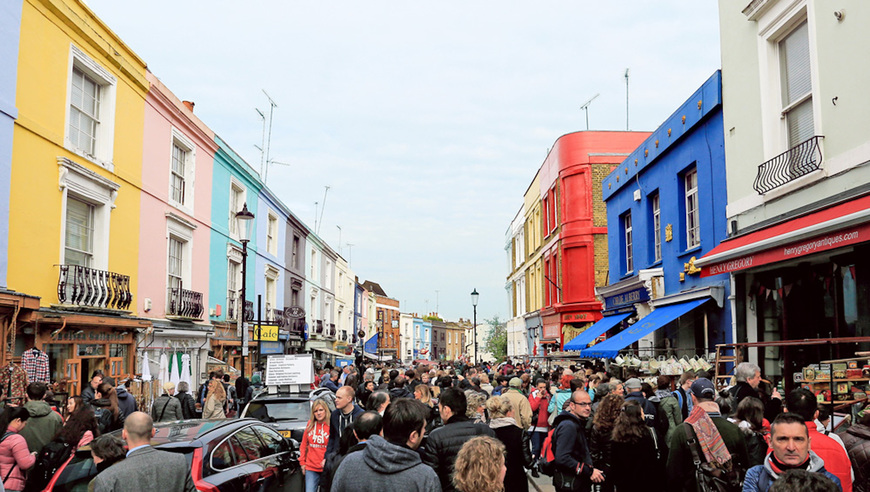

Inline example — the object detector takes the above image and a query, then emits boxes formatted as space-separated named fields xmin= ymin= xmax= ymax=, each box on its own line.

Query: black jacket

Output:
xmin=176 ymin=391 xmax=196 ymax=420
xmin=625 ymin=391 xmax=657 ymax=427
xmin=551 ymin=411 xmax=594 ymax=483
xmin=611 ymin=430 xmax=666 ymax=492
xmin=421 ymin=414 xmax=496 ymax=492
xmin=730 ymin=381 xmax=756 ymax=407
xmin=491 ymin=419 xmax=533 ymax=492
xmin=325 ymin=404 xmax=365 ymax=460
xmin=388 ymin=387 xmax=413 ymax=400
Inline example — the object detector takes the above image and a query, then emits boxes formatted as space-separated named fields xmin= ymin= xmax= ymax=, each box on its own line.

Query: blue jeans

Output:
xmin=530 ymin=430 xmax=547 ymax=459
xmin=305 ymin=470 xmax=321 ymax=492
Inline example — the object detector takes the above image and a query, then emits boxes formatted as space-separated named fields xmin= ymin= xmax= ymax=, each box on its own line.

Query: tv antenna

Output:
xmin=345 ymin=242 xmax=354 ymax=267
xmin=316 ymin=186 xmax=330 ymax=235
xmin=254 ymin=90 xmax=286 ymax=184
xmin=579 ymin=93 xmax=600 ymax=130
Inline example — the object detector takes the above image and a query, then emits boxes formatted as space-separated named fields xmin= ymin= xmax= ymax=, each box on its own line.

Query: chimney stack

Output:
xmin=183 ymin=100 xmax=195 ymax=112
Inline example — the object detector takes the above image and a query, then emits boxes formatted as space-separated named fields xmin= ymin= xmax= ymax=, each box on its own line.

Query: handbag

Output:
xmin=683 ymin=424 xmax=742 ymax=492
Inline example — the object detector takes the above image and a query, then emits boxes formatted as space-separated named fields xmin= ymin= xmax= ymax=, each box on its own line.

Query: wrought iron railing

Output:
xmin=753 ymin=135 xmax=824 ymax=194
xmin=328 ymin=323 xmax=336 ymax=337
xmin=316 ymin=320 xmax=324 ymax=334
xmin=244 ymin=301 xmax=254 ymax=322
xmin=227 ymin=297 xmax=237 ymax=321
xmin=226 ymin=298 xmax=254 ymax=322
xmin=167 ymin=284 xmax=204 ymax=319
xmin=270 ymin=308 xmax=287 ymax=328
xmin=57 ymin=265 xmax=133 ymax=310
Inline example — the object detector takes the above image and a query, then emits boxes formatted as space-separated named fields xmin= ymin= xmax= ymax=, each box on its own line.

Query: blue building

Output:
xmin=571 ymin=71 xmax=732 ymax=360
xmin=412 ymin=317 xmax=433 ymax=360
xmin=0 ymin=2 xmax=22 ymax=289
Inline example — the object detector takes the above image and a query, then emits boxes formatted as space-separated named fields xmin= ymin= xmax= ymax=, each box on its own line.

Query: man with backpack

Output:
xmin=666 ymin=378 xmax=748 ymax=492
xmin=550 ymin=389 xmax=603 ymax=492
xmin=18 ymin=382 xmax=63 ymax=454
xmin=651 ymin=375 xmax=683 ymax=448
xmin=673 ymin=372 xmax=695 ymax=420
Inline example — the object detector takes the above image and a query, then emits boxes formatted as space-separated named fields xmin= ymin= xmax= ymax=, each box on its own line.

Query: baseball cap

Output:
xmin=625 ymin=378 xmax=642 ymax=389
xmin=691 ymin=378 xmax=716 ymax=398
xmin=509 ymin=377 xmax=522 ymax=388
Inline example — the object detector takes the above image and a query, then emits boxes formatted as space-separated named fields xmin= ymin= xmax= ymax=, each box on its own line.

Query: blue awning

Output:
xmin=563 ymin=313 xmax=631 ymax=351
xmin=580 ymin=298 xmax=709 ymax=359
xmin=364 ymin=334 xmax=378 ymax=354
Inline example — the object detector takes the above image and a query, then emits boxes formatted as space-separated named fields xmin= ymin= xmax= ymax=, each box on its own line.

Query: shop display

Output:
xmin=0 ymin=363 xmax=28 ymax=402
xmin=21 ymin=347 xmax=49 ymax=383
xmin=799 ymin=357 xmax=870 ymax=411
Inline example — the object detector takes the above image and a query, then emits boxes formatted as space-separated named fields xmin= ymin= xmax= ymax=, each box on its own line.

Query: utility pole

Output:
xmin=625 ymin=69 xmax=630 ymax=131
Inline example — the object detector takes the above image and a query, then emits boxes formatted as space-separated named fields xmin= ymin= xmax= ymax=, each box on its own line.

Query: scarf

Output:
xmin=685 ymin=404 xmax=732 ymax=468
xmin=768 ymin=453 xmax=811 ymax=477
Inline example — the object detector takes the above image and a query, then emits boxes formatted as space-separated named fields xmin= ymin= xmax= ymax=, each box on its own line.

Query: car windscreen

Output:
xmin=245 ymin=401 xmax=309 ymax=422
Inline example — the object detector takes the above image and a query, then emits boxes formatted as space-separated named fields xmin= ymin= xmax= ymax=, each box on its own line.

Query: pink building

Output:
xmin=138 ymin=72 xmax=217 ymax=386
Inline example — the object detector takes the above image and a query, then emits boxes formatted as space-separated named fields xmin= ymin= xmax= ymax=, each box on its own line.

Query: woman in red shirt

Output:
xmin=300 ymin=399 xmax=330 ymax=492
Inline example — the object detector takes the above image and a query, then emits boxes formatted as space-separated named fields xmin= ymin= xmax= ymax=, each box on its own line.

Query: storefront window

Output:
xmin=77 ymin=344 xmax=105 ymax=357
xmin=45 ymin=344 xmax=73 ymax=383
xmin=842 ymin=266 xmax=858 ymax=335
xmin=110 ymin=344 xmax=128 ymax=359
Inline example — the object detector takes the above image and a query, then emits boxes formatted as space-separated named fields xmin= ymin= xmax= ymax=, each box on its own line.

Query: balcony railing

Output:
xmin=167 ymin=284 xmax=204 ymax=319
xmin=753 ymin=135 xmax=824 ymax=194
xmin=328 ymin=323 xmax=336 ymax=337
xmin=270 ymin=308 xmax=287 ymax=328
xmin=226 ymin=298 xmax=254 ymax=322
xmin=57 ymin=265 xmax=133 ymax=310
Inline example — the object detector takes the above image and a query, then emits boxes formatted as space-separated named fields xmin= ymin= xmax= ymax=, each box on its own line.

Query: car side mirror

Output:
xmin=287 ymin=438 xmax=299 ymax=452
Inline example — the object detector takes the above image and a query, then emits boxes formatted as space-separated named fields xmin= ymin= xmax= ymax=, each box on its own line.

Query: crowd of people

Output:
xmin=0 ymin=358 xmax=868 ymax=492
xmin=297 ymin=359 xmax=870 ymax=492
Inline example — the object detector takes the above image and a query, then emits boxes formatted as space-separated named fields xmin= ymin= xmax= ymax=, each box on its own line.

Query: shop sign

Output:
xmin=604 ymin=287 xmax=649 ymax=310
xmin=703 ymin=223 xmax=870 ymax=277
xmin=253 ymin=325 xmax=279 ymax=341
xmin=286 ymin=306 xmax=305 ymax=319
xmin=259 ymin=341 xmax=283 ymax=355
xmin=77 ymin=344 xmax=105 ymax=357
xmin=264 ymin=354 xmax=314 ymax=386
xmin=50 ymin=331 xmax=130 ymax=342
xmin=561 ymin=313 xmax=590 ymax=322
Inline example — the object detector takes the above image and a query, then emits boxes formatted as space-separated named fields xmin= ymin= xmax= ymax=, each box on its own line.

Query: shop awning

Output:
xmin=697 ymin=195 xmax=870 ymax=277
xmin=580 ymin=298 xmax=708 ymax=359
xmin=363 ymin=352 xmax=392 ymax=361
xmin=310 ymin=347 xmax=348 ymax=358
xmin=563 ymin=313 xmax=631 ymax=351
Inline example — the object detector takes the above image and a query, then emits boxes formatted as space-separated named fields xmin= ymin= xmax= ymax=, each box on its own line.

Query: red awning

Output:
xmin=698 ymin=194 xmax=870 ymax=277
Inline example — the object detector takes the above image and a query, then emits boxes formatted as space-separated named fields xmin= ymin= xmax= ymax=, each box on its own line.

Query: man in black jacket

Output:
xmin=422 ymin=387 xmax=495 ymax=492
xmin=551 ymin=389 xmax=604 ymax=492
xmin=325 ymin=386 xmax=364 ymax=461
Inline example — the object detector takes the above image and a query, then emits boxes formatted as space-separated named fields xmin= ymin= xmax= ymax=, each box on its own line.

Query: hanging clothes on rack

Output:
xmin=158 ymin=352 xmax=169 ymax=387
xmin=0 ymin=363 xmax=28 ymax=401
xmin=21 ymin=347 xmax=49 ymax=383
xmin=179 ymin=353 xmax=192 ymax=388
xmin=169 ymin=350 xmax=181 ymax=387
xmin=140 ymin=351 xmax=152 ymax=381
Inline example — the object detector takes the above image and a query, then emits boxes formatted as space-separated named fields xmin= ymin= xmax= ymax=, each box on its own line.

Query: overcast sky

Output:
xmin=85 ymin=1 xmax=721 ymax=323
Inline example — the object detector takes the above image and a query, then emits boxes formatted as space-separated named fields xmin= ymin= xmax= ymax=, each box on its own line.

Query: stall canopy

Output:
xmin=563 ymin=313 xmax=631 ymax=352
xmin=363 ymin=352 xmax=392 ymax=361
xmin=311 ymin=347 xmax=348 ymax=358
xmin=580 ymin=298 xmax=709 ymax=359
xmin=364 ymin=334 xmax=378 ymax=354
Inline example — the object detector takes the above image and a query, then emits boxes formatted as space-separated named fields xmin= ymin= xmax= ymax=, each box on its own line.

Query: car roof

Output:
xmin=79 ymin=419 xmax=264 ymax=451
xmin=250 ymin=393 xmax=310 ymax=402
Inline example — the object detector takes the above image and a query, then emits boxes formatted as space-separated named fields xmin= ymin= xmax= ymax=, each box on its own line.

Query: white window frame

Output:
xmin=228 ymin=178 xmax=246 ymax=240
xmin=624 ymin=212 xmax=633 ymax=274
xmin=65 ymin=45 xmax=116 ymax=170
xmin=64 ymin=196 xmax=95 ymax=267
xmin=652 ymin=193 xmax=662 ymax=262
xmin=685 ymin=169 xmax=700 ymax=249
xmin=324 ymin=260 xmax=332 ymax=290
xmin=310 ymin=250 xmax=317 ymax=278
xmin=58 ymin=157 xmax=119 ymax=271
xmin=227 ymin=245 xmax=243 ymax=320
xmin=169 ymin=128 xmax=196 ymax=212
xmin=752 ymin=2 xmax=820 ymax=159
xmin=166 ymin=215 xmax=195 ymax=306
xmin=265 ymin=264 xmax=279 ymax=320
xmin=266 ymin=211 xmax=278 ymax=256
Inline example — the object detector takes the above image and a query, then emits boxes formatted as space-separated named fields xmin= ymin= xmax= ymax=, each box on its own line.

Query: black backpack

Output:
xmin=683 ymin=423 xmax=743 ymax=492
xmin=23 ymin=439 xmax=74 ymax=492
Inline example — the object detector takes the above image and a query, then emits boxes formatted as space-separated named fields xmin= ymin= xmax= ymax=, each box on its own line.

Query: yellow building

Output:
xmin=7 ymin=0 xmax=149 ymax=395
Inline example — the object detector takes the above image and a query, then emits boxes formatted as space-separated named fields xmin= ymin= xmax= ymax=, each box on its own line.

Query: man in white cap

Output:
xmin=152 ymin=381 xmax=183 ymax=422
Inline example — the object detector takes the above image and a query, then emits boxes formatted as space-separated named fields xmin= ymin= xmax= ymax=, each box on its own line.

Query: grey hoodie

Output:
xmin=330 ymin=435 xmax=441 ymax=492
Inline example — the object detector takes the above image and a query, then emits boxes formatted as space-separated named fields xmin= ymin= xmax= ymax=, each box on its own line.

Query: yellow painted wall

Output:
xmin=9 ymin=0 xmax=148 ymax=311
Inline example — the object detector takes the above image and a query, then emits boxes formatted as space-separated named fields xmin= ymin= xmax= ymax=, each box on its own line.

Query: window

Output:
xmin=624 ymin=212 xmax=633 ymax=274
xmin=170 ymin=143 xmax=186 ymax=204
xmin=211 ymin=439 xmax=235 ymax=470
xmin=324 ymin=260 xmax=332 ymax=289
xmin=265 ymin=265 xmax=279 ymax=318
xmin=310 ymin=250 xmax=317 ymax=278
xmin=168 ymin=130 xmax=195 ymax=210
xmin=542 ymin=196 xmax=549 ymax=235
xmin=228 ymin=180 xmax=245 ymax=239
xmin=266 ymin=213 xmax=278 ymax=255
xmin=780 ymin=21 xmax=813 ymax=148
xmin=684 ymin=169 xmax=700 ymax=248
xmin=232 ymin=428 xmax=263 ymax=462
xmin=227 ymin=258 xmax=240 ymax=320
xmin=252 ymin=425 xmax=287 ymax=457
xmin=66 ymin=46 xmax=116 ymax=167
xmin=651 ymin=192 xmax=661 ymax=262
xmin=548 ymin=187 xmax=557 ymax=233
xmin=167 ymin=237 xmax=184 ymax=292
xmin=291 ymin=287 xmax=300 ymax=308
xmin=292 ymin=236 xmax=300 ymax=269
xmin=64 ymin=197 xmax=94 ymax=266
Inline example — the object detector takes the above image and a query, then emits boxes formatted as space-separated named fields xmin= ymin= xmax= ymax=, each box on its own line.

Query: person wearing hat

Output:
xmin=665 ymin=378 xmax=749 ymax=491
xmin=624 ymin=377 xmax=657 ymax=427
xmin=152 ymin=381 xmax=183 ymax=422
xmin=503 ymin=377 xmax=533 ymax=430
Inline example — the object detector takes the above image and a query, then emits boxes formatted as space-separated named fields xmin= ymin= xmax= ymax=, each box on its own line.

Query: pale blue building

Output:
xmin=0 ymin=2 xmax=23 ymax=288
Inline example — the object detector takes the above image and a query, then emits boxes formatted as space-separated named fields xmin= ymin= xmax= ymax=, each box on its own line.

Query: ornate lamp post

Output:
xmin=236 ymin=203 xmax=254 ymax=379
xmin=471 ymin=288 xmax=479 ymax=366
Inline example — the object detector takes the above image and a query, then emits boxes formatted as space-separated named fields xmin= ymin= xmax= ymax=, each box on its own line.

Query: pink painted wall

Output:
xmin=138 ymin=71 xmax=217 ymax=319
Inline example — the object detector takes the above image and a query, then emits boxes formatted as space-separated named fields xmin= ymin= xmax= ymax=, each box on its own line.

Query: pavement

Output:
xmin=528 ymin=471 xmax=555 ymax=492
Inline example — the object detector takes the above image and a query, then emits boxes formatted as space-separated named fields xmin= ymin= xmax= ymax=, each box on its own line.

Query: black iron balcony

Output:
xmin=57 ymin=265 xmax=133 ymax=310
xmin=753 ymin=135 xmax=824 ymax=194
xmin=227 ymin=297 xmax=237 ymax=321
xmin=316 ymin=319 xmax=324 ymax=334
xmin=329 ymin=323 xmax=336 ymax=337
xmin=244 ymin=300 xmax=254 ymax=322
xmin=271 ymin=308 xmax=287 ymax=328
xmin=167 ymin=284 xmax=204 ymax=319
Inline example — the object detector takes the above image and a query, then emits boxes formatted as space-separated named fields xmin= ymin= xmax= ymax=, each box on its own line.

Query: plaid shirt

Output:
xmin=22 ymin=349 xmax=49 ymax=383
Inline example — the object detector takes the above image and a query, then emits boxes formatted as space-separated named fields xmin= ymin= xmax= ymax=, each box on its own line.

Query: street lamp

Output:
xmin=236 ymin=203 xmax=254 ymax=379
xmin=471 ymin=288 xmax=479 ymax=366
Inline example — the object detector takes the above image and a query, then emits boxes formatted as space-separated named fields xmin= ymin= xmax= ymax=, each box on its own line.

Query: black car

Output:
xmin=49 ymin=418 xmax=302 ymax=492
xmin=241 ymin=393 xmax=311 ymax=443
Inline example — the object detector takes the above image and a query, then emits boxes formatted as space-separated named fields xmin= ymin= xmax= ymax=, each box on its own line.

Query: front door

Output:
xmin=65 ymin=359 xmax=81 ymax=396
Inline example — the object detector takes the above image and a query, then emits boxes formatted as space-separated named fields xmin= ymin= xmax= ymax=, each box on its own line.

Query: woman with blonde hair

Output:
xmin=202 ymin=379 xmax=227 ymax=419
xmin=300 ymin=399 xmax=330 ymax=492
xmin=415 ymin=384 xmax=440 ymax=433
xmin=486 ymin=395 xmax=532 ymax=492
xmin=453 ymin=435 xmax=507 ymax=492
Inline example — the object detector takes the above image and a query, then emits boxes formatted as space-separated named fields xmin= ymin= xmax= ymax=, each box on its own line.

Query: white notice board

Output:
xmin=265 ymin=354 xmax=314 ymax=386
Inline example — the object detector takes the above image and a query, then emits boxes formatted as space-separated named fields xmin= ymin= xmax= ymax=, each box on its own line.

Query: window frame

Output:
xmin=228 ymin=178 xmax=246 ymax=240
xmin=684 ymin=168 xmax=700 ymax=249
xmin=64 ymin=196 xmax=95 ymax=267
xmin=65 ymin=45 xmax=117 ymax=170
xmin=623 ymin=212 xmax=634 ymax=275
xmin=169 ymin=128 xmax=196 ymax=211
xmin=266 ymin=211 xmax=278 ymax=256
xmin=651 ymin=192 xmax=662 ymax=263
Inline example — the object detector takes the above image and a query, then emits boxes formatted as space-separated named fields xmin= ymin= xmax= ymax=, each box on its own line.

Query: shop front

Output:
xmin=698 ymin=197 xmax=870 ymax=384
xmin=27 ymin=310 xmax=144 ymax=397
xmin=138 ymin=323 xmax=212 ymax=397
xmin=209 ymin=322 xmax=258 ymax=378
